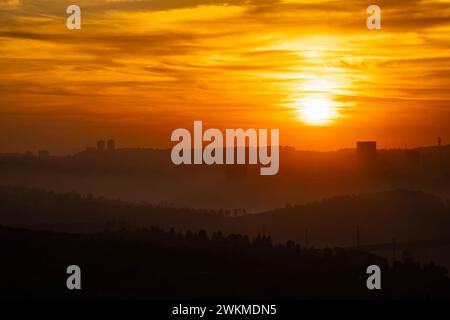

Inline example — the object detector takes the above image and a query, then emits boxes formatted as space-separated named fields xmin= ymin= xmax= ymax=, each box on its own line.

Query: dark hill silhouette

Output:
xmin=1 ymin=186 xmax=449 ymax=248
xmin=1 ymin=225 xmax=449 ymax=299
xmin=238 ymin=190 xmax=450 ymax=246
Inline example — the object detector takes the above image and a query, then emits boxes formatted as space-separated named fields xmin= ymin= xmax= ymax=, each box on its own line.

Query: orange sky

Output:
xmin=0 ymin=0 xmax=450 ymax=154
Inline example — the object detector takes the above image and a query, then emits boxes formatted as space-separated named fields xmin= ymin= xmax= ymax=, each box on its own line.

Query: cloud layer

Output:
xmin=0 ymin=0 xmax=450 ymax=152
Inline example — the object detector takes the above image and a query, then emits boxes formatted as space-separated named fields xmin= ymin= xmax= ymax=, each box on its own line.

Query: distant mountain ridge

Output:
xmin=1 ymin=186 xmax=449 ymax=247
xmin=1 ymin=144 xmax=450 ymax=211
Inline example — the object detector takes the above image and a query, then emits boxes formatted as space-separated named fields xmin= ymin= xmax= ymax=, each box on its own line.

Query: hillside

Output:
xmin=1 ymin=186 xmax=449 ymax=247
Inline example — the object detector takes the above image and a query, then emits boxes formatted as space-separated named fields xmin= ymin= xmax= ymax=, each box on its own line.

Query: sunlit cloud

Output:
xmin=0 ymin=0 xmax=449 ymax=152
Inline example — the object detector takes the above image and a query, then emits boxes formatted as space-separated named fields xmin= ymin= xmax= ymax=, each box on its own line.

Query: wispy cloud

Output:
xmin=0 ymin=0 xmax=450 ymax=152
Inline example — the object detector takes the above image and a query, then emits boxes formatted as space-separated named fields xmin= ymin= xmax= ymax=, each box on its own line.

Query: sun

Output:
xmin=298 ymin=95 xmax=338 ymax=126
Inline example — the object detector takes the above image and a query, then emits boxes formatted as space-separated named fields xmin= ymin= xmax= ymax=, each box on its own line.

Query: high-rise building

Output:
xmin=107 ymin=139 xmax=115 ymax=151
xmin=357 ymin=141 xmax=376 ymax=163
xmin=97 ymin=140 xmax=106 ymax=151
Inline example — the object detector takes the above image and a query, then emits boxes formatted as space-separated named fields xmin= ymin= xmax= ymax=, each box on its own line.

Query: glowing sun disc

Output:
xmin=299 ymin=96 xmax=338 ymax=125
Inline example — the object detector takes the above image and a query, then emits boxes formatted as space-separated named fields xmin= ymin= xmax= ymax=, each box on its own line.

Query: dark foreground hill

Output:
xmin=1 ymin=225 xmax=449 ymax=299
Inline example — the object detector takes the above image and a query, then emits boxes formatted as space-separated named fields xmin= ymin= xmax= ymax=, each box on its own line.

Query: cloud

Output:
xmin=0 ymin=0 xmax=21 ymax=9
xmin=1 ymin=0 xmax=450 ymax=152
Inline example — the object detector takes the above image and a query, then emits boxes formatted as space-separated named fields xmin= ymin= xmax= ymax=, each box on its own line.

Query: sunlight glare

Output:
xmin=298 ymin=95 xmax=338 ymax=125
